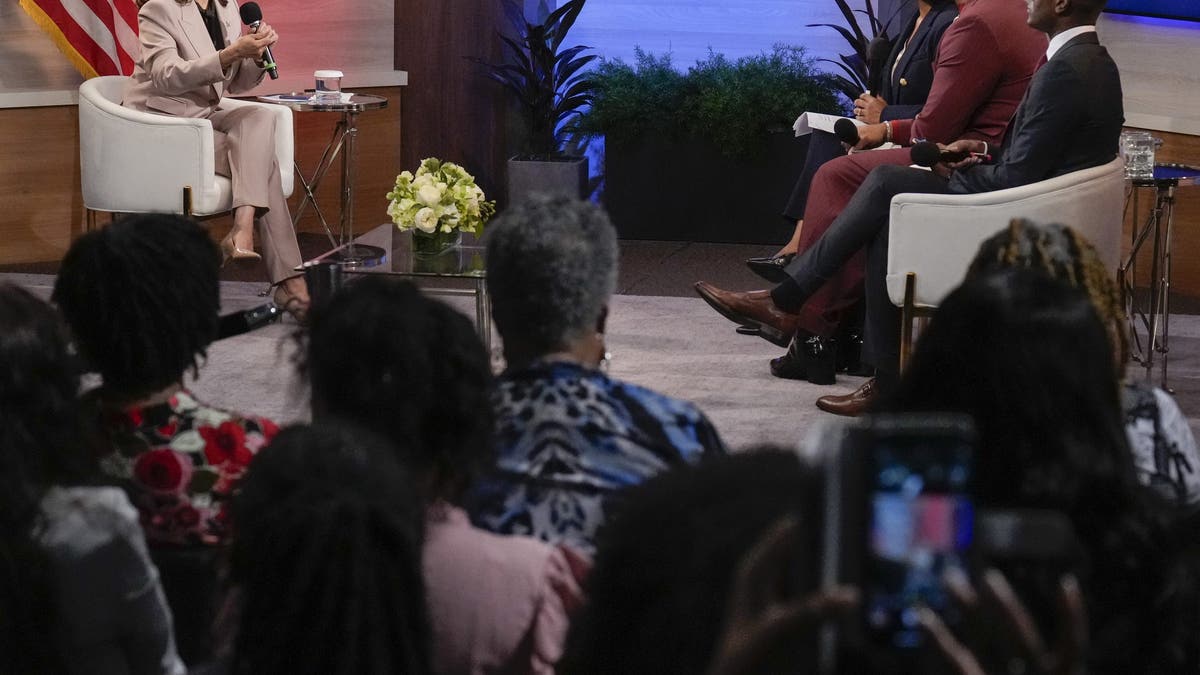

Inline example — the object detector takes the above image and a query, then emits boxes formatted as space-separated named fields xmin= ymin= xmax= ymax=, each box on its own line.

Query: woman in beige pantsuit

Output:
xmin=123 ymin=0 xmax=309 ymax=318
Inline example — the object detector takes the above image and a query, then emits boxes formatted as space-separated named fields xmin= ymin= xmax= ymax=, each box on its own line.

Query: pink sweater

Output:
xmin=423 ymin=503 xmax=589 ymax=675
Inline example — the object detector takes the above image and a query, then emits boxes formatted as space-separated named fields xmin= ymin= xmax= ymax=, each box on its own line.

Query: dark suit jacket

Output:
xmin=880 ymin=1 xmax=959 ymax=122
xmin=950 ymin=32 xmax=1124 ymax=193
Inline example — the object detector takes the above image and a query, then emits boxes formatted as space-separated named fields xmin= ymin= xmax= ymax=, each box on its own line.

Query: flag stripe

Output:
xmin=19 ymin=0 xmax=111 ymax=77
xmin=106 ymin=0 xmax=141 ymax=70
xmin=18 ymin=0 xmax=139 ymax=79
xmin=111 ymin=0 xmax=138 ymax=32
xmin=78 ymin=0 xmax=133 ymax=73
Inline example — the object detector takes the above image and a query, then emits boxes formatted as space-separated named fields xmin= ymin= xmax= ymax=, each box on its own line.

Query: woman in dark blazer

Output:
xmin=747 ymin=0 xmax=958 ymax=274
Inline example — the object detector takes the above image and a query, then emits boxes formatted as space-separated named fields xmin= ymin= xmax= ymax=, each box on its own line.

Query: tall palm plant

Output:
xmin=473 ymin=0 xmax=598 ymax=159
xmin=807 ymin=0 xmax=885 ymax=102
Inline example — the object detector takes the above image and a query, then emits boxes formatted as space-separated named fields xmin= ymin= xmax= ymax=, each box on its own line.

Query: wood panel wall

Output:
xmin=0 ymin=85 xmax=402 ymax=265
xmin=393 ymin=0 xmax=509 ymax=206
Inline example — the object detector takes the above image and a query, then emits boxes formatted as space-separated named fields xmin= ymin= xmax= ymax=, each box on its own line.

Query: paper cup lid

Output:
xmin=314 ymin=70 xmax=343 ymax=78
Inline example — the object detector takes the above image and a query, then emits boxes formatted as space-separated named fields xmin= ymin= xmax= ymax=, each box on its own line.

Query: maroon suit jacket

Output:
xmin=891 ymin=0 xmax=1046 ymax=146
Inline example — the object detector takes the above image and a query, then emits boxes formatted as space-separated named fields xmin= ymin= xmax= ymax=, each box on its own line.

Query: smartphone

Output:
xmin=820 ymin=413 xmax=975 ymax=671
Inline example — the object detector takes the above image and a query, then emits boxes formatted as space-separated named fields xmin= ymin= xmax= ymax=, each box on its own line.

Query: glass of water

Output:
xmin=1121 ymin=130 xmax=1156 ymax=180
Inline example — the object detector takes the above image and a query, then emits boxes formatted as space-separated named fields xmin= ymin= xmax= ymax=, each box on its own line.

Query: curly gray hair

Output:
xmin=485 ymin=195 xmax=619 ymax=354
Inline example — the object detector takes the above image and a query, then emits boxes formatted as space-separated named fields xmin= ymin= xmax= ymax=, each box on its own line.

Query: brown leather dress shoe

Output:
xmin=815 ymin=377 xmax=876 ymax=417
xmin=694 ymin=281 xmax=802 ymax=348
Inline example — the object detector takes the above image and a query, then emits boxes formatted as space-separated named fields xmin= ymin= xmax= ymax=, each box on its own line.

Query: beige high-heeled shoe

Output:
xmin=220 ymin=233 xmax=262 ymax=265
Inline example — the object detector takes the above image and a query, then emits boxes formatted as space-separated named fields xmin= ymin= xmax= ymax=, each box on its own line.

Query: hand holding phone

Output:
xmin=919 ymin=568 xmax=1088 ymax=675
xmin=820 ymin=413 xmax=976 ymax=672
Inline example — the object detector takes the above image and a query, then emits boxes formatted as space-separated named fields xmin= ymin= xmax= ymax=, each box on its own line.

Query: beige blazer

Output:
xmin=123 ymin=0 xmax=265 ymax=118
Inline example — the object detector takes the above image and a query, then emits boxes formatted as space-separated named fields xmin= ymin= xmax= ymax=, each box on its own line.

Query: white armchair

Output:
xmin=78 ymin=75 xmax=293 ymax=228
xmin=886 ymin=156 xmax=1126 ymax=367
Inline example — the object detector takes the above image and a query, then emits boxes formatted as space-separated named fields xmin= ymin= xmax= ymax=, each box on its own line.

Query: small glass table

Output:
xmin=306 ymin=223 xmax=492 ymax=353
xmin=1121 ymin=163 xmax=1200 ymax=389
xmin=257 ymin=92 xmax=389 ymax=264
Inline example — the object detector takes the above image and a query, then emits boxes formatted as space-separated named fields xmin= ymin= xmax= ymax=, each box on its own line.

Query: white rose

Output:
xmin=397 ymin=198 xmax=416 ymax=212
xmin=414 ymin=207 xmax=439 ymax=233
xmin=418 ymin=184 xmax=442 ymax=207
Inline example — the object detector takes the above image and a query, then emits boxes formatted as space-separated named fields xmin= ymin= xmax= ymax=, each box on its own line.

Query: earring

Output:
xmin=599 ymin=350 xmax=612 ymax=373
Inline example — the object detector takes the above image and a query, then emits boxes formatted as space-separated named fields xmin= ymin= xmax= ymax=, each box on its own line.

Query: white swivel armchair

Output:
xmin=78 ymin=75 xmax=293 ymax=229
xmin=886 ymin=156 xmax=1126 ymax=367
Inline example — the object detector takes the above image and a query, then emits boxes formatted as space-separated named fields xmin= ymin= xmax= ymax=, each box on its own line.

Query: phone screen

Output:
xmin=862 ymin=435 xmax=973 ymax=650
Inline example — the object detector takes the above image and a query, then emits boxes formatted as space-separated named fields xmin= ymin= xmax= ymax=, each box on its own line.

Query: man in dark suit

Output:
xmin=696 ymin=0 xmax=1123 ymax=414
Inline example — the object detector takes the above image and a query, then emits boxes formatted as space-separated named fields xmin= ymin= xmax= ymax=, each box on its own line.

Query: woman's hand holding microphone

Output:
xmin=219 ymin=22 xmax=277 ymax=69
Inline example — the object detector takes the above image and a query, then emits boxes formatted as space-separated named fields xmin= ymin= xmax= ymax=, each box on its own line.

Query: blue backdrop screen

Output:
xmin=1105 ymin=0 xmax=1200 ymax=22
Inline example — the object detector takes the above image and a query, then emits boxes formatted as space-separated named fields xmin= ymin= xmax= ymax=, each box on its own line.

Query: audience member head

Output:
xmin=968 ymin=218 xmax=1128 ymax=366
xmin=485 ymin=194 xmax=619 ymax=368
xmin=300 ymin=276 xmax=493 ymax=503
xmin=562 ymin=450 xmax=823 ymax=675
xmin=228 ymin=422 xmax=430 ymax=675
xmin=0 ymin=283 xmax=94 ymax=672
xmin=53 ymin=213 xmax=221 ymax=403
xmin=1028 ymin=0 xmax=1106 ymax=33
xmin=883 ymin=269 xmax=1198 ymax=672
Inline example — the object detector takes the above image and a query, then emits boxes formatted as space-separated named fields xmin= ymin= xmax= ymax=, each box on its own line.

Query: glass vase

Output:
xmin=412 ymin=229 xmax=462 ymax=257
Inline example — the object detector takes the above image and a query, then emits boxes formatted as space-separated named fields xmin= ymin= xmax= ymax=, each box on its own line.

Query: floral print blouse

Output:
xmin=98 ymin=389 xmax=279 ymax=546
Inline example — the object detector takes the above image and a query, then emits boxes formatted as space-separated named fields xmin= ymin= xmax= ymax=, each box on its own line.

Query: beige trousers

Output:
xmin=209 ymin=105 xmax=303 ymax=284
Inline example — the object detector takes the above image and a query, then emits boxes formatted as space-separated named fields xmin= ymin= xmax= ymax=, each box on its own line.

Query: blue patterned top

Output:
xmin=466 ymin=360 xmax=726 ymax=553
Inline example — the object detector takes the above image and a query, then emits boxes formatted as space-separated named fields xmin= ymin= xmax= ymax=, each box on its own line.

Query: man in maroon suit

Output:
xmin=714 ymin=0 xmax=1046 ymax=386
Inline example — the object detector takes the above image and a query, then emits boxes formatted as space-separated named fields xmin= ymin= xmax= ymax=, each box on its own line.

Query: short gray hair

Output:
xmin=485 ymin=195 xmax=619 ymax=353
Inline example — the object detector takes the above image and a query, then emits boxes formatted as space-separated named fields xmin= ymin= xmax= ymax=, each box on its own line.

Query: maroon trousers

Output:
xmin=792 ymin=147 xmax=915 ymax=337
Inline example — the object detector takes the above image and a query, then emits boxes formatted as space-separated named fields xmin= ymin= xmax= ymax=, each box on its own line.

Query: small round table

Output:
xmin=1120 ymin=163 xmax=1200 ymax=388
xmin=257 ymin=92 xmax=388 ymax=264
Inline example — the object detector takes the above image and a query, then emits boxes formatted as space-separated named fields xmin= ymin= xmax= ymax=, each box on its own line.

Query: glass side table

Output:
xmin=306 ymin=223 xmax=492 ymax=354
xmin=257 ymin=92 xmax=388 ymax=265
xmin=1120 ymin=163 xmax=1200 ymax=389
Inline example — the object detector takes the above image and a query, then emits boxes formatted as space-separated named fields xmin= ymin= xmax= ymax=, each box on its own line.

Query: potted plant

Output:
xmin=807 ymin=0 xmax=887 ymax=102
xmin=387 ymin=158 xmax=496 ymax=257
xmin=575 ymin=46 xmax=844 ymax=243
xmin=473 ymin=0 xmax=597 ymax=203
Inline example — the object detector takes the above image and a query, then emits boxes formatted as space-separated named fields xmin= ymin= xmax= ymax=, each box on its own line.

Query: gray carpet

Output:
xmin=7 ymin=272 xmax=1200 ymax=450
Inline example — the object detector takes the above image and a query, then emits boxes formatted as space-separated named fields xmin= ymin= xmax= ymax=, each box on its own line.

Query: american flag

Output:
xmin=19 ymin=0 xmax=140 ymax=78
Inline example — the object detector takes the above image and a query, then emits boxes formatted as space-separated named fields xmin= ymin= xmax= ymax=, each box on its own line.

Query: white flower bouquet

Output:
xmin=386 ymin=158 xmax=496 ymax=237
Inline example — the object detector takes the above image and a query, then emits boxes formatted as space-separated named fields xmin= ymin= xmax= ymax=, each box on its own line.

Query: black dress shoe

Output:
xmin=769 ymin=332 xmax=837 ymax=384
xmin=835 ymin=329 xmax=873 ymax=376
xmin=745 ymin=253 xmax=795 ymax=283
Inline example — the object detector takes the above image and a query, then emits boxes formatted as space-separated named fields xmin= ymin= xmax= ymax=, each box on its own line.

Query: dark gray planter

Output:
xmin=602 ymin=131 xmax=811 ymax=244
xmin=507 ymin=155 xmax=589 ymax=204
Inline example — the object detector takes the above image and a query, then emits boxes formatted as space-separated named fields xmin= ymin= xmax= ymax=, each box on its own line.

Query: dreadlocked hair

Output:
xmin=53 ymin=213 xmax=221 ymax=402
xmin=0 ymin=283 xmax=97 ymax=674
xmin=968 ymin=218 xmax=1129 ymax=366
xmin=228 ymin=423 xmax=431 ymax=675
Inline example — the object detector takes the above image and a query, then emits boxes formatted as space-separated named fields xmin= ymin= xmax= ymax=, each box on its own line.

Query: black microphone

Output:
xmin=833 ymin=117 xmax=861 ymax=146
xmin=217 ymin=303 xmax=281 ymax=340
xmin=238 ymin=2 xmax=278 ymax=80
xmin=909 ymin=141 xmax=993 ymax=168
xmin=865 ymin=36 xmax=891 ymax=96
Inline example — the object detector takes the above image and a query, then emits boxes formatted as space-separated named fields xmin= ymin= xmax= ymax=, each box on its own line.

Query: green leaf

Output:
xmin=188 ymin=467 xmax=220 ymax=494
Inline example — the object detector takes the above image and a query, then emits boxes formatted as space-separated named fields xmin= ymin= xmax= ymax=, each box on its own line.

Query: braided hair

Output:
xmin=52 ymin=213 xmax=221 ymax=402
xmin=228 ymin=423 xmax=430 ymax=675
xmin=968 ymin=217 xmax=1129 ymax=366
xmin=0 ymin=283 xmax=96 ymax=674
